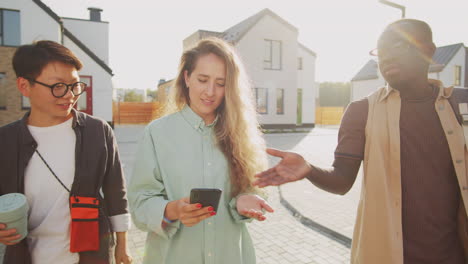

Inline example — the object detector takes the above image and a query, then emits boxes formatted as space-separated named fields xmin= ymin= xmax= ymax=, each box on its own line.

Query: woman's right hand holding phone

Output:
xmin=164 ymin=197 xmax=215 ymax=227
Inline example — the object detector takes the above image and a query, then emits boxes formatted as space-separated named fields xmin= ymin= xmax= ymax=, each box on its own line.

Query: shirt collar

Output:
xmin=19 ymin=109 xmax=84 ymax=146
xmin=71 ymin=109 xmax=85 ymax=128
xmin=433 ymin=79 xmax=453 ymax=99
xmin=378 ymin=79 xmax=452 ymax=102
xmin=20 ymin=108 xmax=84 ymax=128
xmin=378 ymin=83 xmax=395 ymax=102
xmin=180 ymin=105 xmax=218 ymax=131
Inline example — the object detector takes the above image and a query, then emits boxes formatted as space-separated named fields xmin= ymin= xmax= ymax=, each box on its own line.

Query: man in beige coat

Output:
xmin=254 ymin=19 xmax=468 ymax=264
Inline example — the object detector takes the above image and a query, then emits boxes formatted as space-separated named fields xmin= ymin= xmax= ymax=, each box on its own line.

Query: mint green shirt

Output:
xmin=128 ymin=106 xmax=255 ymax=264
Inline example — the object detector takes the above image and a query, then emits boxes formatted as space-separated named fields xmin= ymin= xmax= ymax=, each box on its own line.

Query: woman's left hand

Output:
xmin=236 ymin=194 xmax=274 ymax=221
xmin=114 ymin=239 xmax=133 ymax=264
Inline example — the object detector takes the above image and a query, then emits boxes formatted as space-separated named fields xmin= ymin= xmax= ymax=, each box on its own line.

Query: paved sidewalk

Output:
xmin=127 ymin=186 xmax=350 ymax=264
xmin=248 ymin=186 xmax=350 ymax=264
xmin=117 ymin=125 xmax=354 ymax=263
xmin=0 ymin=126 xmax=356 ymax=264
xmin=274 ymin=129 xmax=361 ymax=239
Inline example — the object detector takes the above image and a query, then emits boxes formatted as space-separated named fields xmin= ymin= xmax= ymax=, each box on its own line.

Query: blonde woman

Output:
xmin=128 ymin=38 xmax=274 ymax=264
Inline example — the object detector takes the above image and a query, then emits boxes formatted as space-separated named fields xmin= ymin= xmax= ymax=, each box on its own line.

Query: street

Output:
xmin=116 ymin=125 xmax=360 ymax=264
xmin=0 ymin=126 xmax=360 ymax=264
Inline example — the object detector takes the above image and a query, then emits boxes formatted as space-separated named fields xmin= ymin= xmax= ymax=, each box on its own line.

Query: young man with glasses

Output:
xmin=0 ymin=40 xmax=132 ymax=264
xmin=254 ymin=19 xmax=468 ymax=263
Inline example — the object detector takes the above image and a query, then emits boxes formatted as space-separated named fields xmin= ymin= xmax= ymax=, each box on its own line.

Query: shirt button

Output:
xmin=208 ymin=252 xmax=212 ymax=257
xmin=457 ymin=159 xmax=463 ymax=164
xmin=447 ymin=130 xmax=453 ymax=135
xmin=439 ymin=105 xmax=444 ymax=111
xmin=208 ymin=222 xmax=212 ymax=225
xmin=208 ymin=162 xmax=211 ymax=166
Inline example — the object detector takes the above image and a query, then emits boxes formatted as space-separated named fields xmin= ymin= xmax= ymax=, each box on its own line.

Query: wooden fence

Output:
xmin=315 ymin=107 xmax=344 ymax=125
xmin=113 ymin=103 xmax=344 ymax=126
xmin=113 ymin=102 xmax=163 ymax=124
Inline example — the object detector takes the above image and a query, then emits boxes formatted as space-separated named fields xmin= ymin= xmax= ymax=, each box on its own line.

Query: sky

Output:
xmin=40 ymin=0 xmax=468 ymax=90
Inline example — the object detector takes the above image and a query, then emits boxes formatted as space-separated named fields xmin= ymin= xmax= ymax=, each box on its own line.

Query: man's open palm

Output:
xmin=254 ymin=148 xmax=311 ymax=187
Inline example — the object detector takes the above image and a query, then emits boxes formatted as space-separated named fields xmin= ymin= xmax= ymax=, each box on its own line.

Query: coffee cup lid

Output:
xmin=0 ymin=193 xmax=29 ymax=223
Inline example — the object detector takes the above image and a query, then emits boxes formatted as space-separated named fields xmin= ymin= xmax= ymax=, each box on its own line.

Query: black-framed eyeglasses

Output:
xmin=27 ymin=78 xmax=87 ymax=98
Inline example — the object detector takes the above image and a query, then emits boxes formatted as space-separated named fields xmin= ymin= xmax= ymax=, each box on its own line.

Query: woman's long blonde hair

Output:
xmin=164 ymin=37 xmax=267 ymax=197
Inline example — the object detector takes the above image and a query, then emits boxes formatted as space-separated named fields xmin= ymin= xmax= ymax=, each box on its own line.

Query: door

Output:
xmin=77 ymin=75 xmax=93 ymax=115
xmin=297 ymin=88 xmax=303 ymax=125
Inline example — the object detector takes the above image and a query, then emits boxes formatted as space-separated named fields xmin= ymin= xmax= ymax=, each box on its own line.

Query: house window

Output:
xmin=0 ymin=72 xmax=6 ymax=109
xmin=454 ymin=65 xmax=462 ymax=86
xmin=276 ymin=88 xmax=284 ymax=115
xmin=298 ymin=57 xmax=303 ymax=70
xmin=264 ymin=39 xmax=281 ymax=70
xmin=0 ymin=9 xmax=21 ymax=46
xmin=255 ymin=87 xmax=268 ymax=114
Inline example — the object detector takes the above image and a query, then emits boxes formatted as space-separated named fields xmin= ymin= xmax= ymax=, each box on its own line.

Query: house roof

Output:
xmin=61 ymin=16 xmax=109 ymax=24
xmin=189 ymin=8 xmax=308 ymax=53
xmin=222 ymin=8 xmax=298 ymax=43
xmin=157 ymin=79 xmax=174 ymax=87
xmin=32 ymin=0 xmax=113 ymax=75
xmin=32 ymin=0 xmax=61 ymax=23
xmin=352 ymin=43 xmax=465 ymax=81
xmin=351 ymin=60 xmax=379 ymax=81
xmin=299 ymin=43 xmax=317 ymax=57
xmin=198 ymin=30 xmax=223 ymax=39
xmin=431 ymin=43 xmax=464 ymax=71
xmin=63 ymin=28 xmax=113 ymax=75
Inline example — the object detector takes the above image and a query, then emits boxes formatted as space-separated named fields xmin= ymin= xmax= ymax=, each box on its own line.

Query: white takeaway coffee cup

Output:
xmin=0 ymin=193 xmax=29 ymax=242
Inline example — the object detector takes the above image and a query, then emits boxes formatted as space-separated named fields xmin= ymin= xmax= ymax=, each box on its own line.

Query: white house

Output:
xmin=351 ymin=43 xmax=468 ymax=102
xmin=183 ymin=8 xmax=317 ymax=129
xmin=0 ymin=0 xmax=114 ymax=125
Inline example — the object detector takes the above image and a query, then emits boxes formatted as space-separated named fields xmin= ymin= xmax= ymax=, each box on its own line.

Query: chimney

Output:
xmin=88 ymin=7 xmax=103 ymax=22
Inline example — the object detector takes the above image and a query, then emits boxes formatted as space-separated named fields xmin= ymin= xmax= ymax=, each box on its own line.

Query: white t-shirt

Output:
xmin=25 ymin=118 xmax=79 ymax=264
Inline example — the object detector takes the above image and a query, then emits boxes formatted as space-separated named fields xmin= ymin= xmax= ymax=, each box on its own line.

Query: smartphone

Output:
xmin=190 ymin=188 xmax=222 ymax=212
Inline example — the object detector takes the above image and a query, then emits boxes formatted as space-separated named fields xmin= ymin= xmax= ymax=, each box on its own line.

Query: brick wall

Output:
xmin=0 ymin=46 xmax=28 ymax=126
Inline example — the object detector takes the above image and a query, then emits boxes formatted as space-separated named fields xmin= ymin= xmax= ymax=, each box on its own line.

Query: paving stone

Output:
xmin=120 ymin=126 xmax=353 ymax=264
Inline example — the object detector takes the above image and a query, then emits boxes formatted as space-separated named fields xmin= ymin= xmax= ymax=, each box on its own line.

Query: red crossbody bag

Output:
xmin=69 ymin=196 xmax=100 ymax=252
xmin=36 ymin=150 xmax=100 ymax=252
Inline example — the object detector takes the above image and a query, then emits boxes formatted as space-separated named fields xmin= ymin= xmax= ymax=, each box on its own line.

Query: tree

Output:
xmin=319 ymin=82 xmax=351 ymax=107
xmin=147 ymin=89 xmax=158 ymax=102
xmin=123 ymin=90 xmax=143 ymax=102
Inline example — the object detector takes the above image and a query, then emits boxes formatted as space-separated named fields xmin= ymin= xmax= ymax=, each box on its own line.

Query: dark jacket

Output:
xmin=0 ymin=110 xmax=129 ymax=264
